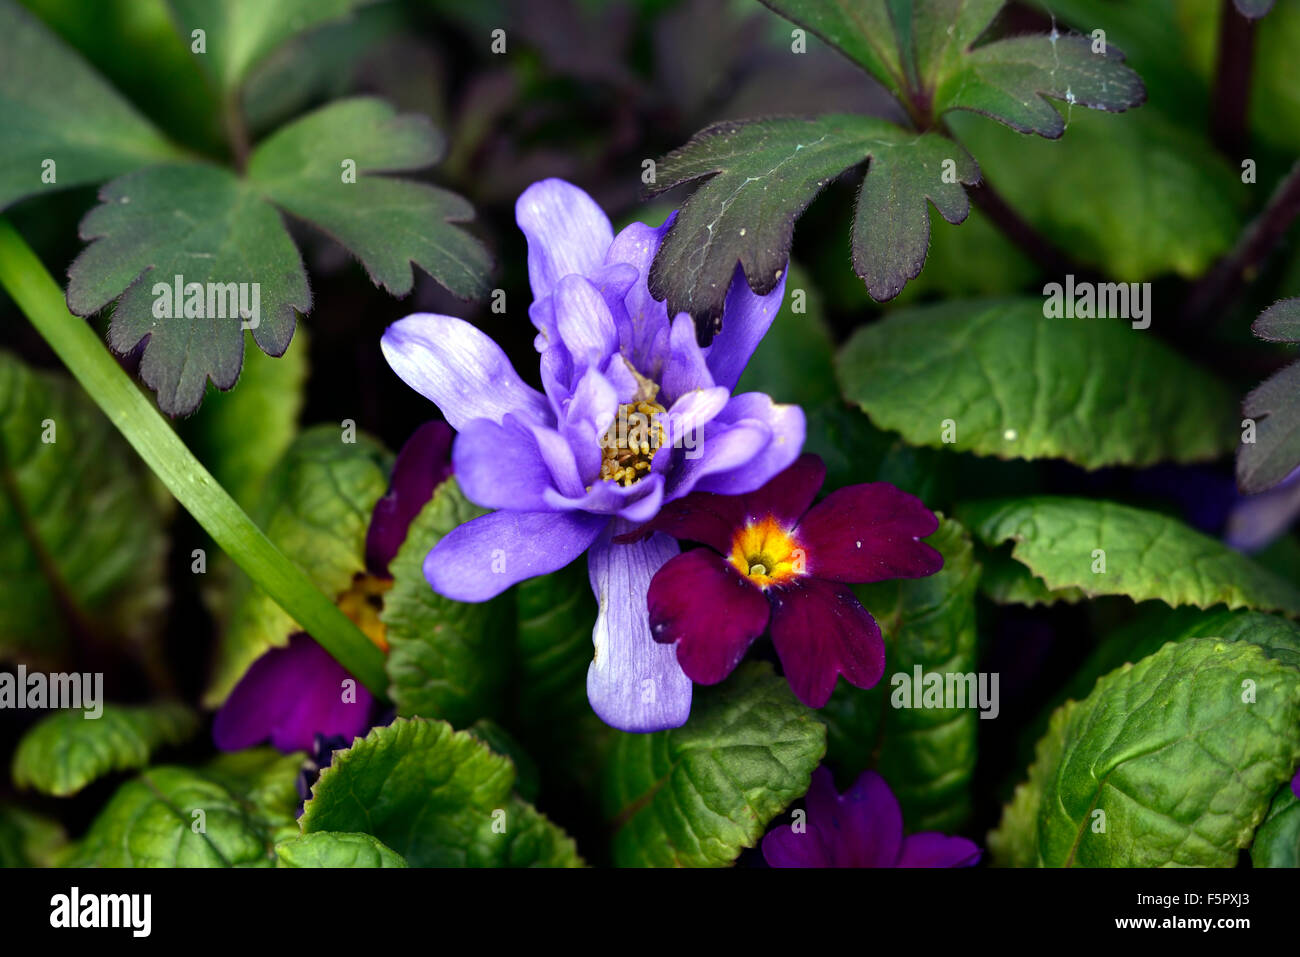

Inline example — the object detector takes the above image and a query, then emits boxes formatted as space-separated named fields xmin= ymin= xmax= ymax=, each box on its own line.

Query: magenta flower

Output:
xmin=213 ymin=422 xmax=452 ymax=753
xmin=763 ymin=767 xmax=980 ymax=868
xmin=639 ymin=454 xmax=942 ymax=707
xmin=379 ymin=179 xmax=803 ymax=732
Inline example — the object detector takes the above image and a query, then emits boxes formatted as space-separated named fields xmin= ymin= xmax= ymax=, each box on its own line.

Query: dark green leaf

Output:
xmin=300 ymin=717 xmax=583 ymax=867
xmin=247 ymin=97 xmax=490 ymax=299
xmin=0 ymin=0 xmax=179 ymax=210
xmin=647 ymin=115 xmax=977 ymax=322
xmin=601 ymin=662 xmax=825 ymax=867
xmin=1239 ymin=299 xmax=1300 ymax=493
xmin=822 ymin=517 xmax=980 ymax=831
xmin=205 ymin=426 xmax=391 ymax=706
xmin=989 ymin=638 xmax=1300 ymax=866
xmin=383 ymin=478 xmax=512 ymax=725
xmin=12 ymin=703 xmax=197 ymax=797
xmin=67 ymin=163 xmax=308 ymax=416
xmin=0 ymin=351 xmax=168 ymax=662
xmin=837 ymin=299 xmax=1236 ymax=469
xmin=275 ymin=831 xmax=408 ymax=867
xmin=1251 ymin=783 xmax=1300 ymax=867
xmin=960 ymin=496 xmax=1300 ymax=615
xmin=0 ymin=805 xmax=66 ymax=868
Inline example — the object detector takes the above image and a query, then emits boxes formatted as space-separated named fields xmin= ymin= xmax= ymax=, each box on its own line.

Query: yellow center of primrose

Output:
xmin=728 ymin=516 xmax=805 ymax=588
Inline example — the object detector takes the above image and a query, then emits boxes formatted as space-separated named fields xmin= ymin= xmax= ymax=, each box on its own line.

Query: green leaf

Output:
xmin=989 ymin=638 xmax=1300 ymax=866
xmin=960 ymin=496 xmax=1300 ymax=616
xmin=275 ymin=831 xmax=407 ymax=868
xmin=946 ymin=108 xmax=1241 ymax=280
xmin=0 ymin=0 xmax=179 ymax=210
xmin=0 ymin=351 xmax=168 ymax=662
xmin=247 ymin=97 xmax=490 ymax=300
xmin=1251 ymin=782 xmax=1300 ymax=867
xmin=62 ymin=762 xmax=300 ymax=867
xmin=301 ymin=717 xmax=583 ymax=867
xmin=837 ymin=299 xmax=1236 ymax=469
xmin=183 ymin=325 xmax=308 ymax=512
xmin=647 ymin=115 xmax=977 ymax=322
xmin=1239 ymin=299 xmax=1300 ymax=494
xmin=12 ymin=703 xmax=197 ymax=797
xmin=758 ymin=0 xmax=1144 ymax=136
xmin=66 ymin=98 xmax=489 ymax=416
xmin=167 ymin=0 xmax=371 ymax=94
xmin=66 ymin=163 xmax=308 ymax=416
xmin=383 ymin=478 xmax=512 ymax=725
xmin=977 ymin=545 xmax=1086 ymax=607
xmin=822 ymin=517 xmax=980 ymax=832
xmin=205 ymin=425 xmax=391 ymax=706
xmin=602 ymin=662 xmax=826 ymax=867
xmin=0 ymin=805 xmax=66 ymax=868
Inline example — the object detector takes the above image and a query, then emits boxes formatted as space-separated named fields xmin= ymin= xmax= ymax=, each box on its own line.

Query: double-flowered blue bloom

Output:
xmin=380 ymin=179 xmax=803 ymax=731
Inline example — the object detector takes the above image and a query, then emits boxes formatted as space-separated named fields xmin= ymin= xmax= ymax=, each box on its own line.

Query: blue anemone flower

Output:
xmin=380 ymin=179 xmax=804 ymax=731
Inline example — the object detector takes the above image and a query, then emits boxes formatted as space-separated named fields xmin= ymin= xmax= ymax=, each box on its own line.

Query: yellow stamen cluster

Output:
xmin=729 ymin=516 xmax=804 ymax=589
xmin=336 ymin=572 xmax=395 ymax=652
xmin=600 ymin=399 xmax=666 ymax=486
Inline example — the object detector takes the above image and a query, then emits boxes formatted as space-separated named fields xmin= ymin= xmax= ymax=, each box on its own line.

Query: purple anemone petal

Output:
xmin=424 ymin=508 xmax=607 ymax=601
xmin=452 ymin=414 xmax=556 ymax=512
xmin=689 ymin=393 xmax=805 ymax=496
xmin=366 ymin=420 xmax=454 ymax=575
xmin=555 ymin=274 xmax=620 ymax=373
xmin=647 ymin=548 xmax=771 ymax=684
xmin=605 ymin=217 xmax=674 ymax=369
xmin=381 ymin=314 xmax=549 ymax=431
xmin=1224 ymin=464 xmax=1300 ymax=553
xmin=664 ymin=386 xmax=729 ymax=447
xmin=558 ymin=366 xmax=619 ymax=482
xmin=213 ymin=633 xmax=373 ymax=754
xmin=544 ymin=472 xmax=666 ymax=523
xmin=530 ymin=424 xmax=585 ymax=498
xmin=768 ymin=578 xmax=885 ymax=707
xmin=664 ymin=419 xmax=772 ymax=500
xmin=516 ymin=178 xmax=614 ymax=298
xmin=586 ymin=523 xmax=693 ymax=732
xmin=705 ymin=263 xmax=788 ymax=391
xmin=661 ymin=313 xmax=715 ymax=403
xmin=796 ymin=483 xmax=942 ymax=583
xmin=897 ymin=832 xmax=982 ymax=868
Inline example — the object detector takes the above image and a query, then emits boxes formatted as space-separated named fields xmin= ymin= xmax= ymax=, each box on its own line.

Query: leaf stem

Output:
xmin=1184 ymin=159 xmax=1300 ymax=328
xmin=965 ymin=178 xmax=1084 ymax=282
xmin=1210 ymin=0 xmax=1257 ymax=158
xmin=0 ymin=217 xmax=389 ymax=698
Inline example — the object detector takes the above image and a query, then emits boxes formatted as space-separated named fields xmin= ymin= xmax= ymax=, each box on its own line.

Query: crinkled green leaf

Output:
xmin=647 ymin=115 xmax=977 ymax=325
xmin=66 ymin=98 xmax=488 ymax=416
xmin=301 ymin=717 xmax=583 ymax=867
xmin=0 ymin=805 xmax=66 ymax=868
xmin=0 ymin=0 xmax=179 ymax=210
xmin=837 ymin=299 xmax=1236 ymax=469
xmin=62 ymin=762 xmax=300 ymax=867
xmin=247 ymin=97 xmax=490 ymax=300
xmin=990 ymin=638 xmax=1300 ymax=866
xmin=1251 ymin=782 xmax=1300 ymax=867
xmin=1239 ymin=299 xmax=1300 ymax=494
xmin=66 ymin=163 xmax=308 ymax=416
xmin=383 ymin=478 xmax=511 ymax=726
xmin=167 ymin=0 xmax=372 ymax=93
xmin=275 ymin=831 xmax=407 ymax=867
xmin=602 ymin=662 xmax=826 ymax=867
xmin=467 ymin=720 xmax=540 ymax=803
xmin=961 ymin=496 xmax=1300 ymax=615
xmin=12 ymin=703 xmax=197 ymax=797
xmin=822 ymin=517 xmax=980 ymax=832
xmin=977 ymin=545 xmax=1086 ymax=606
xmin=0 ymin=351 xmax=168 ymax=662
xmin=947 ymin=108 xmax=1241 ymax=280
xmin=205 ymin=425 xmax=391 ymax=706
